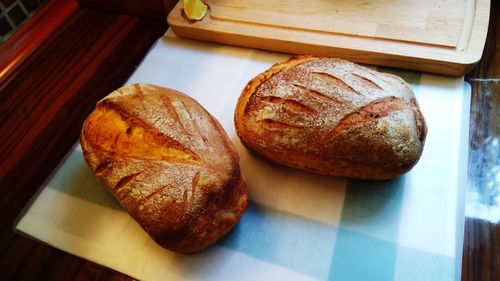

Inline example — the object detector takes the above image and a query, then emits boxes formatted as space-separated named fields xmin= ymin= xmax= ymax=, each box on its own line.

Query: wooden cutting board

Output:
xmin=167 ymin=0 xmax=490 ymax=76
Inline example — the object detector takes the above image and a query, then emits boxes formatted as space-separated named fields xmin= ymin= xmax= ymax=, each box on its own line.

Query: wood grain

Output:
xmin=0 ymin=4 xmax=167 ymax=280
xmin=206 ymin=0 xmax=465 ymax=47
xmin=463 ymin=80 xmax=500 ymax=280
xmin=466 ymin=0 xmax=500 ymax=79
xmin=167 ymin=0 xmax=490 ymax=76
xmin=0 ymin=0 xmax=77 ymax=87
xmin=77 ymin=0 xmax=175 ymax=19
xmin=462 ymin=0 xmax=500 ymax=280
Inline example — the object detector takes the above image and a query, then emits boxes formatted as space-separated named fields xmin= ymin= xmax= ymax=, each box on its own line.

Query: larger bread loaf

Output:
xmin=81 ymin=84 xmax=247 ymax=253
xmin=235 ymin=56 xmax=427 ymax=180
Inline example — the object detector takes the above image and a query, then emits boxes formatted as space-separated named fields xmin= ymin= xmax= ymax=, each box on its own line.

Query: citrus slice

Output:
xmin=183 ymin=0 xmax=207 ymax=21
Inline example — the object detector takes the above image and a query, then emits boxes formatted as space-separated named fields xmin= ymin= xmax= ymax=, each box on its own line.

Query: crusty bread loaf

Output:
xmin=81 ymin=84 xmax=247 ymax=253
xmin=235 ymin=56 xmax=427 ymax=180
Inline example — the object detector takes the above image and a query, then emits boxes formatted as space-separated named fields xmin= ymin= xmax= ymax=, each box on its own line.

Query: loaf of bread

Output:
xmin=234 ymin=56 xmax=427 ymax=180
xmin=81 ymin=84 xmax=247 ymax=253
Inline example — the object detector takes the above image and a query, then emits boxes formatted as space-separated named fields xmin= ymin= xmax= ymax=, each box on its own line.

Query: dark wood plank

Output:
xmin=0 ymin=4 xmax=167 ymax=280
xmin=463 ymin=1 xmax=500 ymax=280
xmin=466 ymin=0 xmax=500 ymax=80
xmin=463 ymin=80 xmax=500 ymax=281
xmin=76 ymin=0 xmax=175 ymax=19
xmin=0 ymin=0 xmax=77 ymax=86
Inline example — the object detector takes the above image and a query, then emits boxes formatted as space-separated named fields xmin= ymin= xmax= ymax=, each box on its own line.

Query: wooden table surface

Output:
xmin=0 ymin=0 xmax=498 ymax=280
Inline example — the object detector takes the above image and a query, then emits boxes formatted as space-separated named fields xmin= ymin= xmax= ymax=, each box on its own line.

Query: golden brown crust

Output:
xmin=81 ymin=84 xmax=247 ymax=253
xmin=235 ymin=56 xmax=427 ymax=180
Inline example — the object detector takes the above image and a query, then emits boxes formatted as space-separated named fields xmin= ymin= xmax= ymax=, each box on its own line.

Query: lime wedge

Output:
xmin=183 ymin=0 xmax=207 ymax=21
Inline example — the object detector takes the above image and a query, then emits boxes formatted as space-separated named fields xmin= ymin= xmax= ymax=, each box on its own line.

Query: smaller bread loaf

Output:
xmin=235 ymin=56 xmax=427 ymax=180
xmin=81 ymin=84 xmax=247 ymax=253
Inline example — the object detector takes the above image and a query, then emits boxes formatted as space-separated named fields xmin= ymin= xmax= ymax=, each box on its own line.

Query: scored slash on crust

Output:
xmin=82 ymin=84 xmax=249 ymax=253
xmin=292 ymin=83 xmax=342 ymax=105
xmin=234 ymin=56 xmax=427 ymax=180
